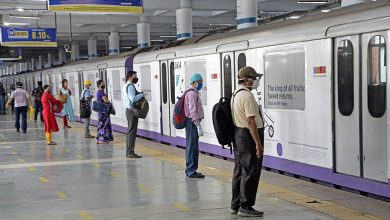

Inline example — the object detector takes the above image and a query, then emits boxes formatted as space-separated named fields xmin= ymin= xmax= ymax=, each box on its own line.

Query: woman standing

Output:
xmin=60 ymin=79 xmax=75 ymax=128
xmin=96 ymin=80 xmax=113 ymax=144
xmin=41 ymin=85 xmax=62 ymax=145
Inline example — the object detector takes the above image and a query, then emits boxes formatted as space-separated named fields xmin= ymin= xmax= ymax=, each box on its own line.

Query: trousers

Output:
xmin=84 ymin=117 xmax=91 ymax=136
xmin=34 ymin=100 xmax=43 ymax=122
xmin=15 ymin=106 xmax=28 ymax=132
xmin=184 ymin=117 xmax=199 ymax=176
xmin=231 ymin=127 xmax=264 ymax=209
xmin=126 ymin=108 xmax=139 ymax=154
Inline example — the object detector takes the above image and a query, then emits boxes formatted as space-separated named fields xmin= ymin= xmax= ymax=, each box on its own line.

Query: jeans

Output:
xmin=184 ymin=117 xmax=199 ymax=176
xmin=84 ymin=117 xmax=91 ymax=136
xmin=231 ymin=128 xmax=264 ymax=209
xmin=0 ymin=95 xmax=5 ymax=114
xmin=15 ymin=106 xmax=27 ymax=132
xmin=126 ymin=109 xmax=139 ymax=154
xmin=34 ymin=101 xmax=43 ymax=121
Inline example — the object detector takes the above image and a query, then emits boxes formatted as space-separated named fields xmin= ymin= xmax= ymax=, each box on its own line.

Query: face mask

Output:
xmin=251 ymin=79 xmax=259 ymax=90
xmin=132 ymin=78 xmax=139 ymax=84
xmin=195 ymin=82 xmax=203 ymax=90
xmin=101 ymin=85 xmax=106 ymax=90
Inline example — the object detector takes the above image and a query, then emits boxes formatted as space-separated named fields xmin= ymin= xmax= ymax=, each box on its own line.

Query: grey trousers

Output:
xmin=126 ymin=108 xmax=139 ymax=154
xmin=231 ymin=127 xmax=264 ymax=209
xmin=84 ymin=117 xmax=91 ymax=137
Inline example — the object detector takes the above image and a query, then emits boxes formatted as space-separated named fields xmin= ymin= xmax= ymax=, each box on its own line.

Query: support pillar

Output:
xmin=88 ymin=36 xmax=98 ymax=59
xmin=237 ymin=0 xmax=257 ymax=30
xmin=38 ymin=55 xmax=43 ymax=69
xmin=58 ymin=47 xmax=66 ymax=64
xmin=47 ymin=53 xmax=53 ymax=67
xmin=71 ymin=42 xmax=80 ymax=62
xmin=176 ymin=0 xmax=192 ymax=40
xmin=109 ymin=28 xmax=120 ymax=55
xmin=137 ymin=16 xmax=150 ymax=48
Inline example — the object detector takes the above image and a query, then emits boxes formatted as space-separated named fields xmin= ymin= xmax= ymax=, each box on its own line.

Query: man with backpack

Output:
xmin=230 ymin=67 xmax=264 ymax=217
xmin=122 ymin=70 xmax=144 ymax=158
xmin=80 ymin=80 xmax=95 ymax=138
xmin=184 ymin=73 xmax=205 ymax=178
xmin=32 ymin=81 xmax=44 ymax=122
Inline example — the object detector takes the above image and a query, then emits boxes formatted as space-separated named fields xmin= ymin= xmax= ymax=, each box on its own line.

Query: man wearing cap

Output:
xmin=230 ymin=66 xmax=264 ymax=217
xmin=184 ymin=73 xmax=205 ymax=178
xmin=81 ymin=80 xmax=95 ymax=138
xmin=123 ymin=70 xmax=144 ymax=158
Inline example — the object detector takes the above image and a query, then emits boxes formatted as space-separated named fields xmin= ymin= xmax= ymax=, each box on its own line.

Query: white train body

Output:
xmin=1 ymin=1 xmax=390 ymax=198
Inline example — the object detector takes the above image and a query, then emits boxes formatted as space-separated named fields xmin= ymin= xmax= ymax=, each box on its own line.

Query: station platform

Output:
xmin=0 ymin=113 xmax=389 ymax=220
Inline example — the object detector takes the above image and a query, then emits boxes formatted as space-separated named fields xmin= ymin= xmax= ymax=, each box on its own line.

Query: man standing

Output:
xmin=230 ymin=67 xmax=264 ymax=217
xmin=32 ymin=81 xmax=44 ymax=122
xmin=81 ymin=80 xmax=95 ymax=138
xmin=0 ymin=83 xmax=6 ymax=115
xmin=184 ymin=73 xmax=205 ymax=178
xmin=122 ymin=70 xmax=144 ymax=158
xmin=6 ymin=82 xmax=32 ymax=133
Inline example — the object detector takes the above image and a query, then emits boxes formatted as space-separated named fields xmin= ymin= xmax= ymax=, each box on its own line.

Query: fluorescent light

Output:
xmin=259 ymin=10 xmax=288 ymax=14
xmin=321 ymin=9 xmax=331 ymax=12
xmin=9 ymin=15 xmax=40 ymax=19
xmin=16 ymin=8 xmax=24 ymax=12
xmin=160 ymin=35 xmax=176 ymax=38
xmin=209 ymin=23 xmax=233 ymax=26
xmin=3 ymin=22 xmax=31 ymax=26
xmin=289 ymin=16 xmax=301 ymax=19
xmin=298 ymin=1 xmax=327 ymax=4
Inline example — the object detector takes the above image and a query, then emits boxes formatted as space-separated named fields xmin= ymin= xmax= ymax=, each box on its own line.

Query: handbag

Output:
xmin=57 ymin=90 xmax=67 ymax=103
xmin=132 ymin=97 xmax=149 ymax=119
xmin=92 ymin=101 xmax=110 ymax=114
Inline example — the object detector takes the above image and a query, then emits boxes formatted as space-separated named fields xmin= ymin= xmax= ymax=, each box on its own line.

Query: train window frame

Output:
xmin=237 ymin=53 xmax=246 ymax=72
xmin=337 ymin=40 xmax=355 ymax=116
xmin=170 ymin=62 xmax=175 ymax=104
xmin=367 ymin=35 xmax=387 ymax=118
xmin=162 ymin=63 xmax=168 ymax=104
xmin=223 ymin=54 xmax=232 ymax=98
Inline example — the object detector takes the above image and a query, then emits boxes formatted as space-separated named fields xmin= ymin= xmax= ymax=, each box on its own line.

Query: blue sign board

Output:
xmin=48 ymin=0 xmax=143 ymax=13
xmin=0 ymin=27 xmax=57 ymax=47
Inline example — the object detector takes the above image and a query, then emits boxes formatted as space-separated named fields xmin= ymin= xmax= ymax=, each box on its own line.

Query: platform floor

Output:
xmin=0 ymin=113 xmax=389 ymax=220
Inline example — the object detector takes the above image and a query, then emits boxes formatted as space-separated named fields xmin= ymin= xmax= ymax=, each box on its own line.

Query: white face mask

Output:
xmin=252 ymin=79 xmax=259 ymax=90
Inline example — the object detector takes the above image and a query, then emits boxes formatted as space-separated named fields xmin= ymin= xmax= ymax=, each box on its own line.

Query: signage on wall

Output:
xmin=0 ymin=27 xmax=57 ymax=47
xmin=48 ymin=0 xmax=144 ymax=13
xmin=313 ymin=66 xmax=327 ymax=77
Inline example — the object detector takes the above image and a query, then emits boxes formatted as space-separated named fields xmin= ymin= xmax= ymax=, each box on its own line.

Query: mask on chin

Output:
xmin=251 ymin=79 xmax=259 ymax=90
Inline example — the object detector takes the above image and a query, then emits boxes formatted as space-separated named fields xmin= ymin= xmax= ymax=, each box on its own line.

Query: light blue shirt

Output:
xmin=122 ymin=82 xmax=144 ymax=109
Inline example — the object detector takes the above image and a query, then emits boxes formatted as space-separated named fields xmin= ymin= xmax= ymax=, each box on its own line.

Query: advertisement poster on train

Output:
xmin=48 ymin=0 xmax=144 ymax=13
xmin=0 ymin=27 xmax=57 ymax=47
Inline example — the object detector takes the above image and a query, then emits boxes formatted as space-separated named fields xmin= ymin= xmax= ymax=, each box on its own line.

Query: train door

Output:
xmin=98 ymin=68 xmax=108 ymax=95
xmin=361 ymin=32 xmax=388 ymax=182
xmin=77 ymin=71 xmax=84 ymax=97
xmin=160 ymin=60 xmax=176 ymax=137
xmin=335 ymin=36 xmax=361 ymax=177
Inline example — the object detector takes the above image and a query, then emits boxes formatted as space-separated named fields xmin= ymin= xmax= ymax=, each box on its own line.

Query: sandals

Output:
xmin=47 ymin=141 xmax=57 ymax=145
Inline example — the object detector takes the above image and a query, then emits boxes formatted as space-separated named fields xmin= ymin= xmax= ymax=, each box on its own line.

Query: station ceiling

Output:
xmin=0 ymin=0 xmax=333 ymax=59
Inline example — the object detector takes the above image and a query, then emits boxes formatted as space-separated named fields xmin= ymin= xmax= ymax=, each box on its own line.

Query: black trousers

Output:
xmin=126 ymin=108 xmax=139 ymax=154
xmin=231 ymin=127 xmax=264 ymax=209
xmin=15 ymin=106 xmax=27 ymax=132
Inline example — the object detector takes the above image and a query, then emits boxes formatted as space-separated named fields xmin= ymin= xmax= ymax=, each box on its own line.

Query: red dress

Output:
xmin=41 ymin=92 xmax=61 ymax=133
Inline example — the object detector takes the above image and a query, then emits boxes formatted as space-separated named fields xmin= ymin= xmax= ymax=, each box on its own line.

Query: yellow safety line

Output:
xmin=110 ymin=171 xmax=122 ymax=177
xmin=137 ymin=184 xmax=150 ymax=192
xmin=17 ymin=158 xmax=25 ymax=163
xmin=28 ymin=166 xmax=37 ymax=172
xmin=174 ymin=202 xmax=190 ymax=212
xmin=11 ymin=150 xmax=17 ymax=155
xmin=56 ymin=191 xmax=68 ymax=199
xmin=93 ymin=163 xmax=101 ymax=167
xmin=0 ymin=140 xmax=46 ymax=145
xmin=79 ymin=211 xmax=93 ymax=220
xmin=39 ymin=177 xmax=49 ymax=183
xmin=135 ymin=145 xmax=382 ymax=220
xmin=76 ymin=154 xmax=85 ymax=159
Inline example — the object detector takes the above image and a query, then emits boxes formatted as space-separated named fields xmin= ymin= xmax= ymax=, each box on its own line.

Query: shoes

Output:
xmin=63 ymin=125 xmax=72 ymax=129
xmin=238 ymin=207 xmax=264 ymax=217
xmin=22 ymin=130 xmax=26 ymax=134
xmin=230 ymin=209 xmax=239 ymax=215
xmin=16 ymin=129 xmax=20 ymax=132
xmin=188 ymin=173 xmax=205 ymax=178
xmin=126 ymin=152 xmax=143 ymax=158
xmin=84 ymin=135 xmax=95 ymax=138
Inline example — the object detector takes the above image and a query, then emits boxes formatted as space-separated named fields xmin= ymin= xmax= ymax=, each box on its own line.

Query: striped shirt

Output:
xmin=10 ymin=88 xmax=30 ymax=107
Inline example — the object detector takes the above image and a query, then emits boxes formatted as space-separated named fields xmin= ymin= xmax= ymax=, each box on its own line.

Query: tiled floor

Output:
xmin=0 ymin=113 xmax=389 ymax=220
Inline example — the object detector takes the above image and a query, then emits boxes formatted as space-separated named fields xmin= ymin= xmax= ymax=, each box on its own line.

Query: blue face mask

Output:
xmin=196 ymin=82 xmax=203 ymax=90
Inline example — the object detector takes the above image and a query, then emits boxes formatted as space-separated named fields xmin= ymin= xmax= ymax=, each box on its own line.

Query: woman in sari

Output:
xmin=96 ymin=80 xmax=113 ymax=144
xmin=41 ymin=85 xmax=62 ymax=145
xmin=60 ymin=79 xmax=75 ymax=129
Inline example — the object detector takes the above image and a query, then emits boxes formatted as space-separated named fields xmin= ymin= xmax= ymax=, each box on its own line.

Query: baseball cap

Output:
xmin=190 ymin=73 xmax=203 ymax=83
xmin=238 ymin=67 xmax=263 ymax=79
xmin=84 ymin=80 xmax=92 ymax=85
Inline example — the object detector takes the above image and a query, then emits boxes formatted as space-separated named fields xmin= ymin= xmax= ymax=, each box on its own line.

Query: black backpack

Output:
xmin=127 ymin=84 xmax=149 ymax=119
xmin=33 ymin=87 xmax=43 ymax=102
xmin=80 ymin=90 xmax=91 ymax=118
xmin=212 ymin=89 xmax=244 ymax=153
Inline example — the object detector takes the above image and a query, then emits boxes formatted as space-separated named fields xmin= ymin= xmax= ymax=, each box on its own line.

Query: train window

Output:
xmin=162 ymin=63 xmax=168 ymax=104
xmin=367 ymin=35 xmax=387 ymax=118
xmin=170 ymin=62 xmax=175 ymax=104
xmin=237 ymin=53 xmax=246 ymax=72
xmin=185 ymin=60 xmax=207 ymax=105
xmin=223 ymin=55 xmax=232 ymax=97
xmin=337 ymin=40 xmax=354 ymax=116
xmin=140 ymin=65 xmax=152 ymax=101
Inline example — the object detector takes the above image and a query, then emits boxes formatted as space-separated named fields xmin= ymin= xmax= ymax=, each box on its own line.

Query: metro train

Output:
xmin=1 ymin=1 xmax=390 ymax=198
